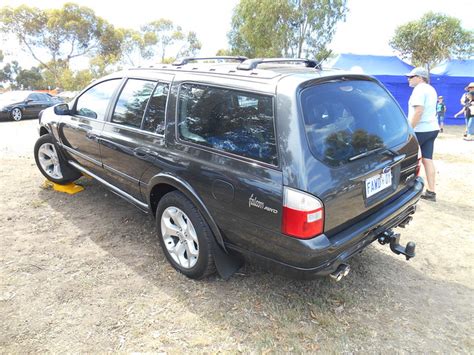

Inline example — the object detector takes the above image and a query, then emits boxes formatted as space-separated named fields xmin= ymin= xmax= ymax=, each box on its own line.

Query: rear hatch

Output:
xmin=299 ymin=78 xmax=419 ymax=235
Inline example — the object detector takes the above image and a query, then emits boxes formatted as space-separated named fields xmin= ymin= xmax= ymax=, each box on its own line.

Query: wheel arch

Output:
xmin=39 ymin=126 xmax=50 ymax=136
xmin=147 ymin=173 xmax=226 ymax=251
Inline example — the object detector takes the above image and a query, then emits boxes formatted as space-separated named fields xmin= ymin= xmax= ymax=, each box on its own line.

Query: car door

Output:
xmin=99 ymin=77 xmax=171 ymax=200
xmin=24 ymin=93 xmax=45 ymax=118
xmin=57 ymin=78 xmax=123 ymax=175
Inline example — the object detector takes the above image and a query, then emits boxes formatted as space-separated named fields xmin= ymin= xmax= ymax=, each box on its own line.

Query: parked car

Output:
xmin=0 ymin=91 xmax=58 ymax=121
xmin=34 ymin=57 xmax=423 ymax=281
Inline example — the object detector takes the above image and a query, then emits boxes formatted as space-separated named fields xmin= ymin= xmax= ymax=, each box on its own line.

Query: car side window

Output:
xmin=178 ymin=83 xmax=277 ymax=165
xmin=111 ymin=79 xmax=156 ymax=128
xmin=40 ymin=93 xmax=51 ymax=102
xmin=142 ymin=82 xmax=169 ymax=135
xmin=27 ymin=93 xmax=38 ymax=101
xmin=75 ymin=79 xmax=121 ymax=120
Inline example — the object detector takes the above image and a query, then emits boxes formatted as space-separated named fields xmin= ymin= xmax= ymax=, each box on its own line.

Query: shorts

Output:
xmin=415 ymin=130 xmax=439 ymax=159
xmin=437 ymin=114 xmax=444 ymax=124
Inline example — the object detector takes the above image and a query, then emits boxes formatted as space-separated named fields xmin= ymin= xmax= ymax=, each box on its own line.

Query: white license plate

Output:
xmin=365 ymin=170 xmax=392 ymax=198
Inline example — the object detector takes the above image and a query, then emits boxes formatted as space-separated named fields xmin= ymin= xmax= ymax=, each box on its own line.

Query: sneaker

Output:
xmin=463 ymin=135 xmax=474 ymax=141
xmin=420 ymin=190 xmax=436 ymax=202
xmin=440 ymin=128 xmax=443 ymax=133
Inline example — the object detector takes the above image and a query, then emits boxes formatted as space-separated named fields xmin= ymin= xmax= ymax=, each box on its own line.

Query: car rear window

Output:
xmin=300 ymin=80 xmax=409 ymax=167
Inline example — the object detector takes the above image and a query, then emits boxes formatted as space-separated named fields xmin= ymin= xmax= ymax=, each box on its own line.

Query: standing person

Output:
xmin=405 ymin=67 xmax=439 ymax=202
xmin=436 ymin=96 xmax=447 ymax=133
xmin=455 ymin=82 xmax=474 ymax=136
xmin=463 ymin=91 xmax=474 ymax=141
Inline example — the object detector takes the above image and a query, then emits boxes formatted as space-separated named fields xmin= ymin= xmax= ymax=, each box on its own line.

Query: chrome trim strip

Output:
xmin=68 ymin=160 xmax=149 ymax=212
xmin=61 ymin=144 xmax=102 ymax=167
xmin=103 ymin=163 xmax=140 ymax=184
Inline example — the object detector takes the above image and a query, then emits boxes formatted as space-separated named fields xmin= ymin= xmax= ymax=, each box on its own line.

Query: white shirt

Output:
xmin=408 ymin=82 xmax=439 ymax=132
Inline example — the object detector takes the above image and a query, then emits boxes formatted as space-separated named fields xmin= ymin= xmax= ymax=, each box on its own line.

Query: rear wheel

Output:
xmin=156 ymin=191 xmax=216 ymax=279
xmin=34 ymin=134 xmax=81 ymax=184
xmin=11 ymin=108 xmax=22 ymax=121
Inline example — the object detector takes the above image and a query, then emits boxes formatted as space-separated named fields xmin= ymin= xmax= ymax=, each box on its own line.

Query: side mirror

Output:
xmin=25 ymin=99 xmax=33 ymax=104
xmin=54 ymin=103 xmax=70 ymax=115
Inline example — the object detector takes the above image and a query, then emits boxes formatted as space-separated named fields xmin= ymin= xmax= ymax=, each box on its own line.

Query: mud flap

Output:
xmin=211 ymin=238 xmax=243 ymax=280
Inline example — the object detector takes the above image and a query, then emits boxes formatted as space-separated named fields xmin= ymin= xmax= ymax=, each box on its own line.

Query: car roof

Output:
xmin=94 ymin=58 xmax=376 ymax=95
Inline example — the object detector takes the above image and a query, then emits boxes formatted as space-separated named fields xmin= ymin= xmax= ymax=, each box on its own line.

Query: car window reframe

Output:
xmin=175 ymin=81 xmax=280 ymax=169
xmin=72 ymin=78 xmax=124 ymax=121
xmin=105 ymin=77 xmax=171 ymax=138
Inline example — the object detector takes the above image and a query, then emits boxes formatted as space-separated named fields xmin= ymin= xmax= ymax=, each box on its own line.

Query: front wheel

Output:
xmin=156 ymin=191 xmax=216 ymax=279
xmin=34 ymin=134 xmax=81 ymax=184
xmin=11 ymin=107 xmax=22 ymax=121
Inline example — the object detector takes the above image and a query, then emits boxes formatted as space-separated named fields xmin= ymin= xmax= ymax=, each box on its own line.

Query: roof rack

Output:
xmin=172 ymin=56 xmax=248 ymax=66
xmin=237 ymin=58 xmax=321 ymax=71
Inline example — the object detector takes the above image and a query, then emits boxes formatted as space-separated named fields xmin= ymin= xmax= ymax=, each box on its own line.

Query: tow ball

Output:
xmin=378 ymin=230 xmax=416 ymax=260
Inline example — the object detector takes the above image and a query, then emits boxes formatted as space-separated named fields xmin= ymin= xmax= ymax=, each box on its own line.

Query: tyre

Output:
xmin=11 ymin=107 xmax=22 ymax=121
xmin=156 ymin=191 xmax=216 ymax=279
xmin=34 ymin=134 xmax=81 ymax=184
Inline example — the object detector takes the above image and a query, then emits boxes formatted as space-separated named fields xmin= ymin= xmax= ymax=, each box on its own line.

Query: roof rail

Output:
xmin=172 ymin=56 xmax=248 ymax=66
xmin=237 ymin=58 xmax=321 ymax=71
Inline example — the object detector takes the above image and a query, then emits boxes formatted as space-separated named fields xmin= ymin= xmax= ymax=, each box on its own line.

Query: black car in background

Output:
xmin=0 ymin=90 xmax=60 ymax=121
xmin=34 ymin=57 xmax=423 ymax=281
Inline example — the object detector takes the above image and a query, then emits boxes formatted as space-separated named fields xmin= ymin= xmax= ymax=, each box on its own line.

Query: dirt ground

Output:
xmin=1 ymin=119 xmax=473 ymax=353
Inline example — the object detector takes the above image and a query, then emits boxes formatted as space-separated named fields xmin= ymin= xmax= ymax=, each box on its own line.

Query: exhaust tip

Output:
xmin=330 ymin=264 xmax=350 ymax=281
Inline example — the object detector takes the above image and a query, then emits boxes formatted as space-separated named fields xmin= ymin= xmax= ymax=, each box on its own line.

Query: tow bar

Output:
xmin=378 ymin=230 xmax=416 ymax=260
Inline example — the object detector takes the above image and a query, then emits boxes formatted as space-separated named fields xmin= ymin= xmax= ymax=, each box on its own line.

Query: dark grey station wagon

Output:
xmin=34 ymin=57 xmax=423 ymax=281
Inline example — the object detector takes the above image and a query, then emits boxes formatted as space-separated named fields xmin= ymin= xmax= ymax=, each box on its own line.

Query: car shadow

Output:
xmin=38 ymin=177 xmax=473 ymax=351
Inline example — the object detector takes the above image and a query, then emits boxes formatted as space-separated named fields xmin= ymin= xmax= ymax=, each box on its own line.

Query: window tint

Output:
xmin=142 ymin=82 xmax=169 ymax=134
xmin=301 ymin=80 xmax=409 ymax=167
xmin=41 ymin=93 xmax=52 ymax=101
xmin=178 ymin=84 xmax=277 ymax=165
xmin=28 ymin=93 xmax=41 ymax=101
xmin=75 ymin=79 xmax=121 ymax=120
xmin=112 ymin=79 xmax=156 ymax=128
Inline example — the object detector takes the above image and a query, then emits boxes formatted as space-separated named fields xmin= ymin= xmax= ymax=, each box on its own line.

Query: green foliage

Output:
xmin=0 ymin=61 xmax=21 ymax=84
xmin=0 ymin=3 xmax=123 ymax=86
xmin=228 ymin=0 xmax=348 ymax=61
xmin=141 ymin=19 xmax=201 ymax=62
xmin=390 ymin=12 xmax=474 ymax=69
xmin=15 ymin=67 xmax=44 ymax=90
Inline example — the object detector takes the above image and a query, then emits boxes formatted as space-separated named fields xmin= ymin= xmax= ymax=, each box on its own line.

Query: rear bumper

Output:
xmin=228 ymin=177 xmax=424 ymax=279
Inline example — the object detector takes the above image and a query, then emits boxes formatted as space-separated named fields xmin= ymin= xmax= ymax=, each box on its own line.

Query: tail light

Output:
xmin=282 ymin=187 xmax=324 ymax=239
xmin=415 ymin=146 xmax=422 ymax=176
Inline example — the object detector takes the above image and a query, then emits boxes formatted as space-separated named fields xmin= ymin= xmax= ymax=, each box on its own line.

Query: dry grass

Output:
xmin=1 ymin=123 xmax=473 ymax=353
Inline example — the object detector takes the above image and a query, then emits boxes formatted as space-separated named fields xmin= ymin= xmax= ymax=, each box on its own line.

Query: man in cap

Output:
xmin=406 ymin=67 xmax=439 ymax=202
xmin=460 ymin=82 xmax=474 ymax=106
xmin=458 ymin=82 xmax=474 ymax=136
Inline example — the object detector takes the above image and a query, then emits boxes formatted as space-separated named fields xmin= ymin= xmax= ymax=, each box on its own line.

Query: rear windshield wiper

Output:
xmin=349 ymin=147 xmax=398 ymax=162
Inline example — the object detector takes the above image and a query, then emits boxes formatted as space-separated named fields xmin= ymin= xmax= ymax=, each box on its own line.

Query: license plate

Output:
xmin=365 ymin=170 xmax=392 ymax=198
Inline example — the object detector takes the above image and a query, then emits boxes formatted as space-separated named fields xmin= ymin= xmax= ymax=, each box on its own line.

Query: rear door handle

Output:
xmin=85 ymin=132 xmax=98 ymax=141
xmin=134 ymin=147 xmax=159 ymax=158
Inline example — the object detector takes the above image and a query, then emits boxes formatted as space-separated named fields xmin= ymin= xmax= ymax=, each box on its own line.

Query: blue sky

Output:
xmin=1 ymin=0 xmax=472 ymax=69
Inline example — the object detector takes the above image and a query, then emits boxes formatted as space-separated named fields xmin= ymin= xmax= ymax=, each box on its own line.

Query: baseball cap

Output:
xmin=465 ymin=82 xmax=474 ymax=90
xmin=405 ymin=67 xmax=429 ymax=79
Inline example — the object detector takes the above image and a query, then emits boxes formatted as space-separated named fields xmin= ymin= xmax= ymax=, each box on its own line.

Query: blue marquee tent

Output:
xmin=430 ymin=59 xmax=474 ymax=124
xmin=330 ymin=54 xmax=474 ymax=125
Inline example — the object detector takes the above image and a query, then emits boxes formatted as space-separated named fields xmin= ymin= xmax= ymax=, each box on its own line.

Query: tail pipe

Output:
xmin=329 ymin=263 xmax=351 ymax=282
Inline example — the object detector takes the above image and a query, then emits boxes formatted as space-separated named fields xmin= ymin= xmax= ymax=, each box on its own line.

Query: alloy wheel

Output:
xmin=160 ymin=206 xmax=199 ymax=269
xmin=11 ymin=108 xmax=22 ymax=121
xmin=37 ymin=143 xmax=63 ymax=179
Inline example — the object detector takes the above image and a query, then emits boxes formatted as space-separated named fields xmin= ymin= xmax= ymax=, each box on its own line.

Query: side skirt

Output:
xmin=68 ymin=160 xmax=149 ymax=213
